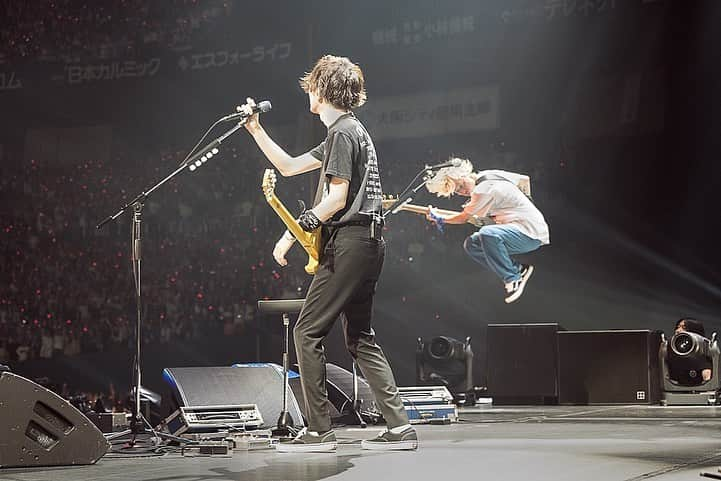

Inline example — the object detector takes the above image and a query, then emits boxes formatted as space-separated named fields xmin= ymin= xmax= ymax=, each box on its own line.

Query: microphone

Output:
xmin=425 ymin=158 xmax=463 ymax=170
xmin=221 ymin=100 xmax=272 ymax=122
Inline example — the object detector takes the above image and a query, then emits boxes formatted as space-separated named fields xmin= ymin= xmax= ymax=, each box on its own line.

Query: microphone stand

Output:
xmin=96 ymin=118 xmax=248 ymax=446
xmin=382 ymin=165 xmax=433 ymax=220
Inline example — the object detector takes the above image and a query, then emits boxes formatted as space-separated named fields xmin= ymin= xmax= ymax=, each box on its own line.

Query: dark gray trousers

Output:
xmin=294 ymin=225 xmax=409 ymax=432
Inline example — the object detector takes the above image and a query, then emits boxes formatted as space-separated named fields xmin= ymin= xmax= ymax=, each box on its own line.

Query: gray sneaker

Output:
xmin=361 ymin=427 xmax=418 ymax=451
xmin=275 ymin=428 xmax=337 ymax=453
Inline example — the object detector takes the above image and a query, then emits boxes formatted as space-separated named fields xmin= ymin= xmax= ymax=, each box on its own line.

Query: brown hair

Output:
xmin=299 ymin=55 xmax=367 ymax=110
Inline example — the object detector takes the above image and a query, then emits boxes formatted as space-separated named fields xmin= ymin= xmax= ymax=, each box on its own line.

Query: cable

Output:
xmin=382 ymin=165 xmax=431 ymax=219
xmin=176 ymin=117 xmax=227 ymax=168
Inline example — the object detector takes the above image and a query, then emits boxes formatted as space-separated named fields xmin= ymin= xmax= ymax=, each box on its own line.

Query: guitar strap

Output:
xmin=475 ymin=173 xmax=534 ymax=203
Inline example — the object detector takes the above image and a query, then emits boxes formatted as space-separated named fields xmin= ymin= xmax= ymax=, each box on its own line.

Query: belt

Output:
xmin=325 ymin=219 xmax=384 ymax=239
xmin=329 ymin=218 xmax=384 ymax=228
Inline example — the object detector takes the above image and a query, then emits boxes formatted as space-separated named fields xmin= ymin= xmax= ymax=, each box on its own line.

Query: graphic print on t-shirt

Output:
xmin=310 ymin=113 xmax=384 ymax=225
xmin=356 ymin=125 xmax=383 ymax=205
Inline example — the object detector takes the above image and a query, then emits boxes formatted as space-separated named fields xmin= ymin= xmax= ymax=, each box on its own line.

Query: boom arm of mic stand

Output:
xmin=382 ymin=173 xmax=430 ymax=219
xmin=95 ymin=118 xmax=248 ymax=229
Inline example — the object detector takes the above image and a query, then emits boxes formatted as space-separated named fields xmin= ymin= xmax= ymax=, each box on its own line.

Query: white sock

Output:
xmin=389 ymin=424 xmax=412 ymax=434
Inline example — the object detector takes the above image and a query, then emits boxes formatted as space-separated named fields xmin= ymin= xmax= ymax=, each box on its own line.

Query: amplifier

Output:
xmin=91 ymin=412 xmax=128 ymax=433
xmin=487 ymin=323 xmax=561 ymax=403
xmin=165 ymin=404 xmax=263 ymax=436
xmin=558 ymin=330 xmax=662 ymax=404
xmin=399 ymin=386 xmax=458 ymax=424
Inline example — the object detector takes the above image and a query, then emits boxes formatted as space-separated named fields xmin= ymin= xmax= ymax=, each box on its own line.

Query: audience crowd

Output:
xmin=0 ymin=143 xmax=312 ymax=367
xmin=0 ymin=0 xmax=233 ymax=63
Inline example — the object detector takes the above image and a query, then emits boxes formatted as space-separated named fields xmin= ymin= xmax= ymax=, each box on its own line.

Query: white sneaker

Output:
xmin=504 ymin=264 xmax=534 ymax=304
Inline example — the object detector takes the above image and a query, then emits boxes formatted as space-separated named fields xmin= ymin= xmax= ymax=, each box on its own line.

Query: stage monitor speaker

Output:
xmin=486 ymin=323 xmax=561 ymax=403
xmin=163 ymin=364 xmax=305 ymax=429
xmin=558 ymin=330 xmax=662 ymax=405
xmin=0 ymin=372 xmax=110 ymax=468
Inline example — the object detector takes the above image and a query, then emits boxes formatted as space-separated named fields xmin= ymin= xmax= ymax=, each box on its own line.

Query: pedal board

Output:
xmin=398 ymin=386 xmax=458 ymax=424
xmin=227 ymin=431 xmax=275 ymax=451
xmin=163 ymin=404 xmax=263 ymax=436
xmin=181 ymin=440 xmax=232 ymax=457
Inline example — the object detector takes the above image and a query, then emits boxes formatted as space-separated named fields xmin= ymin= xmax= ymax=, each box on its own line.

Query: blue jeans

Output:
xmin=463 ymin=225 xmax=542 ymax=283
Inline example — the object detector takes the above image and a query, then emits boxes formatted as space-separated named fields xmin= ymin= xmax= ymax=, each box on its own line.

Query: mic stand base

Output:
xmin=105 ymin=412 xmax=191 ymax=446
xmin=271 ymin=411 xmax=295 ymax=439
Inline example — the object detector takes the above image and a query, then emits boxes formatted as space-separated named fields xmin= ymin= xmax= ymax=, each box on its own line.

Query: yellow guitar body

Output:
xmin=262 ymin=169 xmax=321 ymax=275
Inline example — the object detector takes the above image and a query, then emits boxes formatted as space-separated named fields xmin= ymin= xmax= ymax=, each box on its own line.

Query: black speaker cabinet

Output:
xmin=163 ymin=364 xmax=305 ymax=429
xmin=0 ymin=372 xmax=110 ymax=468
xmin=486 ymin=323 xmax=561 ymax=403
xmin=558 ymin=330 xmax=662 ymax=405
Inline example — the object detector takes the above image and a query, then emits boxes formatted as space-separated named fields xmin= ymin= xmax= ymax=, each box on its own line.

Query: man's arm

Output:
xmin=310 ymin=176 xmax=349 ymax=221
xmin=431 ymin=193 xmax=493 ymax=225
xmin=434 ymin=209 xmax=470 ymax=225
xmin=241 ymin=97 xmax=321 ymax=176
xmin=248 ymin=125 xmax=322 ymax=177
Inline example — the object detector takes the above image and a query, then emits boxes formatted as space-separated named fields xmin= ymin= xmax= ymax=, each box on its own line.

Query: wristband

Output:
xmin=429 ymin=210 xmax=445 ymax=233
xmin=297 ymin=210 xmax=322 ymax=232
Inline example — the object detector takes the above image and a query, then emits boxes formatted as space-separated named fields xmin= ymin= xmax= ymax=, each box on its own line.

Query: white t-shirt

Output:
xmin=466 ymin=170 xmax=550 ymax=245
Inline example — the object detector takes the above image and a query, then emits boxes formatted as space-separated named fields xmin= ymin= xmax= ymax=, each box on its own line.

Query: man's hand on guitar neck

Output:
xmin=425 ymin=204 xmax=473 ymax=226
xmin=425 ymin=206 xmax=445 ymax=233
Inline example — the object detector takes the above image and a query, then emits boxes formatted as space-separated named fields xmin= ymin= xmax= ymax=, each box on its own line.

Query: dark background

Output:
xmin=1 ymin=0 xmax=720 ymax=394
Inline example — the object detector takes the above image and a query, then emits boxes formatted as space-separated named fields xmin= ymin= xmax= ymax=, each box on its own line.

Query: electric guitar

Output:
xmin=261 ymin=169 xmax=321 ymax=274
xmin=381 ymin=196 xmax=494 ymax=228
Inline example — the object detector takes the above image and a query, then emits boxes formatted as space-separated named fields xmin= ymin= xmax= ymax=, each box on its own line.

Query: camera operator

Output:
xmin=667 ymin=318 xmax=713 ymax=385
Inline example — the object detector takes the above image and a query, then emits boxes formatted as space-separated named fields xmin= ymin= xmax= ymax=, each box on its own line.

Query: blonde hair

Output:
xmin=425 ymin=158 xmax=475 ymax=197
xmin=299 ymin=55 xmax=367 ymax=110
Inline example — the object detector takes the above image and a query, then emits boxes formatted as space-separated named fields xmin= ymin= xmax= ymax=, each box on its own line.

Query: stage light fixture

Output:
xmin=416 ymin=336 xmax=474 ymax=405
xmin=670 ymin=331 xmax=710 ymax=359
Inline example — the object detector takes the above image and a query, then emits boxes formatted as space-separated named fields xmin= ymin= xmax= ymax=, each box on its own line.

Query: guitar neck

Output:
xmin=399 ymin=203 xmax=462 ymax=218
xmin=396 ymin=202 xmax=491 ymax=228
xmin=265 ymin=195 xmax=315 ymax=246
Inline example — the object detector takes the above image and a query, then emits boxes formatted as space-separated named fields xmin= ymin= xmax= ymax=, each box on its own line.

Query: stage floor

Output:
xmin=4 ymin=404 xmax=721 ymax=481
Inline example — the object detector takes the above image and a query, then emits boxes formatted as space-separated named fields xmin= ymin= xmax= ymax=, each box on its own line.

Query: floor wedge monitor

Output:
xmin=0 ymin=372 xmax=110 ymax=468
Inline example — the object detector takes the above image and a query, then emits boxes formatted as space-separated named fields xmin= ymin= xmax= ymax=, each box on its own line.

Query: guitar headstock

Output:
xmin=381 ymin=194 xmax=398 ymax=210
xmin=261 ymin=169 xmax=277 ymax=200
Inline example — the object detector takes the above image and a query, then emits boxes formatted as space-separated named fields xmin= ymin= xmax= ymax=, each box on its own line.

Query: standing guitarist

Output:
xmin=425 ymin=158 xmax=550 ymax=304
xmin=239 ymin=55 xmax=416 ymax=452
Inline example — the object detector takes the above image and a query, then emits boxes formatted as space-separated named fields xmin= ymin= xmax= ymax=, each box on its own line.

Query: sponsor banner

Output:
xmin=543 ymin=0 xmax=616 ymax=19
xmin=177 ymin=43 xmax=292 ymax=72
xmin=371 ymin=16 xmax=476 ymax=47
xmin=64 ymin=58 xmax=161 ymax=85
xmin=2 ymin=39 xmax=295 ymax=90
xmin=502 ymin=0 xmax=617 ymax=23
xmin=360 ymin=85 xmax=499 ymax=140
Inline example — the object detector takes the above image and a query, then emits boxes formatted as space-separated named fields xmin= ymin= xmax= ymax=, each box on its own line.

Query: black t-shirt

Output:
xmin=309 ymin=112 xmax=383 ymax=225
